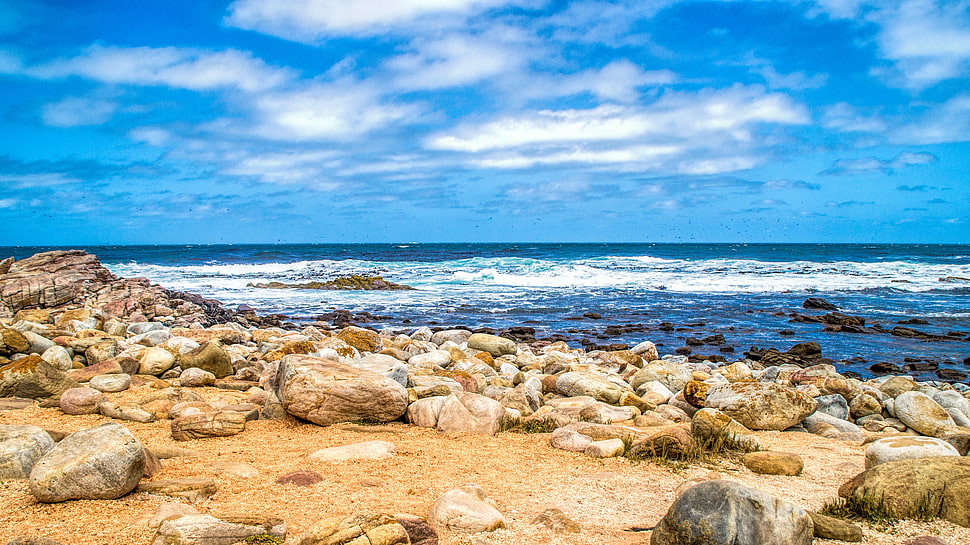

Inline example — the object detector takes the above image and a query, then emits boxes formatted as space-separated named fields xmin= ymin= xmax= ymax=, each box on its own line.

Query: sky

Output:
xmin=0 ymin=0 xmax=968 ymax=245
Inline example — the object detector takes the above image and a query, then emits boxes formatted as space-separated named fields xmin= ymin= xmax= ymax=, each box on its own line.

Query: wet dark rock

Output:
xmin=787 ymin=342 xmax=822 ymax=358
xmin=778 ymin=329 xmax=795 ymax=336
xmin=675 ymin=346 xmax=692 ymax=356
xmin=583 ymin=312 xmax=602 ymax=319
xmin=803 ymin=297 xmax=838 ymax=311
xmin=899 ymin=318 xmax=929 ymax=325
xmin=936 ymin=368 xmax=968 ymax=382
xmin=685 ymin=337 xmax=704 ymax=346
xmin=902 ymin=360 xmax=938 ymax=372
xmin=892 ymin=327 xmax=946 ymax=340
xmin=499 ymin=327 xmax=536 ymax=343
xmin=869 ymin=362 xmax=901 ymax=374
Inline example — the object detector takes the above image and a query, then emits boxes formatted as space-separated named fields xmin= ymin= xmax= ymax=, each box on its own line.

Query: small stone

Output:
xmin=808 ymin=511 xmax=862 ymax=542
xmin=742 ymin=451 xmax=804 ymax=476
xmin=136 ymin=478 xmax=218 ymax=502
xmin=308 ymin=440 xmax=396 ymax=462
xmin=583 ymin=438 xmax=625 ymax=458
xmin=277 ymin=470 xmax=324 ymax=486
xmin=530 ymin=508 xmax=581 ymax=534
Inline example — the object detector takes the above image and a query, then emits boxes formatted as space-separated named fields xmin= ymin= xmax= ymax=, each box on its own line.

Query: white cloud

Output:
xmin=429 ymin=86 xmax=809 ymax=152
xmin=224 ymin=80 xmax=422 ymax=141
xmin=822 ymin=103 xmax=887 ymax=133
xmin=0 ymin=198 xmax=17 ymax=209
xmin=822 ymin=151 xmax=938 ymax=175
xmin=873 ymin=0 xmax=970 ymax=88
xmin=221 ymin=150 xmax=339 ymax=184
xmin=893 ymin=94 xmax=970 ymax=144
xmin=677 ymin=156 xmax=759 ymax=175
xmin=474 ymin=145 xmax=682 ymax=169
xmin=560 ymin=60 xmax=677 ymax=102
xmin=27 ymin=45 xmax=292 ymax=92
xmin=128 ymin=127 xmax=173 ymax=147
xmin=225 ymin=0 xmax=526 ymax=41
xmin=386 ymin=31 xmax=528 ymax=89
xmin=0 ymin=173 xmax=82 ymax=188
xmin=41 ymin=96 xmax=117 ymax=127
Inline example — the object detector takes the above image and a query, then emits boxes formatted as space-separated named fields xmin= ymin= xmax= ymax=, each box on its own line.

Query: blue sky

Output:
xmin=0 ymin=0 xmax=968 ymax=244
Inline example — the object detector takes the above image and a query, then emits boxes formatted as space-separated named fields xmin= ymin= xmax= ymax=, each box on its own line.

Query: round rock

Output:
xmin=865 ymin=436 xmax=960 ymax=468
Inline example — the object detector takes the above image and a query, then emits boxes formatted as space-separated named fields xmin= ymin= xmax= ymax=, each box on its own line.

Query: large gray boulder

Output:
xmin=651 ymin=480 xmax=814 ymax=545
xmin=703 ymin=382 xmax=817 ymax=431
xmin=630 ymin=360 xmax=692 ymax=393
xmin=0 ymin=424 xmax=55 ymax=479
xmin=556 ymin=372 xmax=627 ymax=404
xmin=276 ymin=355 xmax=408 ymax=426
xmin=894 ymin=391 xmax=957 ymax=437
xmin=29 ymin=422 xmax=145 ymax=502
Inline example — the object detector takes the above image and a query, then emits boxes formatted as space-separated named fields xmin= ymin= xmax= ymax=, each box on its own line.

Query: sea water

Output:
xmin=6 ymin=243 xmax=970 ymax=379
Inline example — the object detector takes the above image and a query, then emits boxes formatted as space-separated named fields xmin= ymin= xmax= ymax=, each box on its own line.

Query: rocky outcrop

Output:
xmin=0 ymin=250 xmax=233 ymax=325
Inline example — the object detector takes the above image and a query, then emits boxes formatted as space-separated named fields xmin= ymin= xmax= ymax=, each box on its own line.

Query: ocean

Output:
xmin=5 ymin=243 xmax=970 ymax=380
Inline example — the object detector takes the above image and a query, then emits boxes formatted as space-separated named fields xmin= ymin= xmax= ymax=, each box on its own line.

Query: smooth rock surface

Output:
xmin=429 ymin=484 xmax=506 ymax=533
xmin=0 ymin=424 xmax=54 ymax=479
xmin=703 ymin=382 xmax=817 ymax=431
xmin=28 ymin=422 xmax=145 ymax=502
xmin=865 ymin=436 xmax=961 ymax=468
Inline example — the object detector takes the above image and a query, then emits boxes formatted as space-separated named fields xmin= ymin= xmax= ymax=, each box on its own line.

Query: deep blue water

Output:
xmin=4 ymin=243 xmax=969 ymax=380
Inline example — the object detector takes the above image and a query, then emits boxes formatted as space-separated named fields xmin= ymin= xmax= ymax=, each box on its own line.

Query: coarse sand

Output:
xmin=1 ymin=386 xmax=968 ymax=545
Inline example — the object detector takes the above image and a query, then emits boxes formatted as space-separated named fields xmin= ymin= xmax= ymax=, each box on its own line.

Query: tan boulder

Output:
xmin=276 ymin=355 xmax=408 ymax=426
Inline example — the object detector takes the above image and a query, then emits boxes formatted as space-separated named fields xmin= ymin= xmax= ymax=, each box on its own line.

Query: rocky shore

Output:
xmin=1 ymin=251 xmax=969 ymax=545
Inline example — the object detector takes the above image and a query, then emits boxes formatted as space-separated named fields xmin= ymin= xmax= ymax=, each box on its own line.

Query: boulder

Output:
xmin=139 ymin=347 xmax=177 ymax=376
xmin=336 ymin=326 xmax=383 ymax=353
xmin=742 ymin=451 xmax=803 ymax=476
xmin=894 ymin=391 xmax=957 ymax=437
xmin=308 ymin=440 xmax=396 ymax=462
xmin=66 ymin=356 xmax=138 ymax=382
xmin=879 ymin=376 xmax=918 ymax=398
xmin=276 ymin=355 xmax=408 ymax=426
xmin=802 ymin=411 xmax=864 ymax=442
xmin=691 ymin=408 xmax=761 ymax=452
xmin=703 ymin=382 xmax=817 ymax=431
xmin=0 ymin=327 xmax=31 ymax=356
xmin=630 ymin=360 xmax=692 ymax=393
xmin=179 ymin=341 xmax=232 ymax=379
xmin=625 ymin=424 xmax=693 ymax=459
xmin=429 ymin=484 xmax=506 ymax=533
xmin=555 ymin=372 xmax=626 ymax=404
xmin=40 ymin=345 xmax=72 ymax=371
xmin=651 ymin=480 xmax=813 ymax=545
xmin=351 ymin=354 xmax=409 ymax=387
xmin=466 ymin=333 xmax=516 ymax=357
xmin=436 ymin=392 xmax=506 ymax=435
xmin=0 ymin=424 xmax=55 ymax=479
xmin=865 ymin=436 xmax=960 ymax=468
xmin=839 ymin=456 xmax=970 ymax=527
xmin=28 ymin=422 xmax=145 ymax=502
xmin=59 ymin=386 xmax=107 ymax=415
xmin=406 ymin=396 xmax=448 ymax=428
xmin=0 ymin=355 xmax=78 ymax=400
xmin=579 ymin=402 xmax=639 ymax=424
xmin=151 ymin=513 xmax=285 ymax=545
xmin=298 ymin=513 xmax=409 ymax=545
xmin=814 ymin=394 xmax=849 ymax=420
xmin=179 ymin=367 xmax=215 ymax=387
xmin=849 ymin=392 xmax=882 ymax=419
xmin=171 ymin=411 xmax=246 ymax=441
xmin=89 ymin=373 xmax=130 ymax=393
xmin=584 ymin=438 xmax=626 ymax=458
